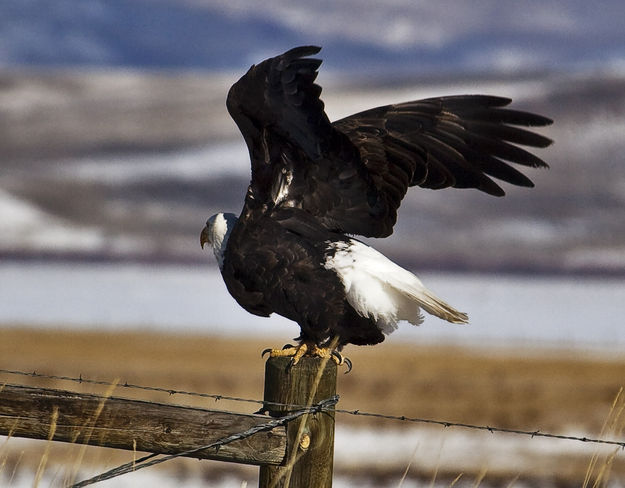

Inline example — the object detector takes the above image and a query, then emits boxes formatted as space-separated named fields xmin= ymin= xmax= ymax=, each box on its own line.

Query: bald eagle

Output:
xmin=201 ymin=46 xmax=552 ymax=367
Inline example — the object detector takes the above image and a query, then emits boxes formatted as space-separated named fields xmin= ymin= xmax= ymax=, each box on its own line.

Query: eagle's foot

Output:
xmin=262 ymin=342 xmax=352 ymax=373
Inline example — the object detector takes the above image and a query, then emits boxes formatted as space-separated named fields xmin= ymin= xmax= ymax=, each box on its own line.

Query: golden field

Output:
xmin=1 ymin=327 xmax=624 ymax=486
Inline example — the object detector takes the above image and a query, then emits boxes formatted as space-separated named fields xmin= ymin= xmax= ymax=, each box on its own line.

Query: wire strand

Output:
xmin=332 ymin=408 xmax=625 ymax=448
xmin=69 ymin=396 xmax=339 ymax=487
xmin=1 ymin=367 xmax=624 ymax=449
xmin=0 ymin=368 xmax=288 ymax=410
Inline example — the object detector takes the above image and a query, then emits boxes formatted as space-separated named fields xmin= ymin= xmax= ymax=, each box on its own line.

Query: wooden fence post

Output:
xmin=259 ymin=356 xmax=337 ymax=488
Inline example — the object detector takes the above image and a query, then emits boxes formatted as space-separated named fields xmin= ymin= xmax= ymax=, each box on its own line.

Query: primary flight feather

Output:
xmin=201 ymin=46 xmax=552 ymax=365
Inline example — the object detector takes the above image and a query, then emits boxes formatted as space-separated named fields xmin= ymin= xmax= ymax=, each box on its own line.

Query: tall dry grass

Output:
xmin=1 ymin=327 xmax=624 ymax=486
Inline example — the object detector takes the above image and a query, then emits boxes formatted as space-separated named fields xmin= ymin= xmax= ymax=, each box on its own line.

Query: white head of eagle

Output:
xmin=201 ymin=212 xmax=237 ymax=270
xmin=200 ymin=45 xmax=552 ymax=361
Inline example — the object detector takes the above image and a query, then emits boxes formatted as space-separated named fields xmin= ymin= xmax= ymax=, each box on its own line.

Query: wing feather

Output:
xmin=227 ymin=46 xmax=552 ymax=238
xmin=333 ymin=95 xmax=553 ymax=202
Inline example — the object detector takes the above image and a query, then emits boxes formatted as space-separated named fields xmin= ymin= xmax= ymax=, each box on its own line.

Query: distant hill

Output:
xmin=2 ymin=69 xmax=625 ymax=275
xmin=1 ymin=0 xmax=625 ymax=74
xmin=2 ymin=0 xmax=625 ymax=273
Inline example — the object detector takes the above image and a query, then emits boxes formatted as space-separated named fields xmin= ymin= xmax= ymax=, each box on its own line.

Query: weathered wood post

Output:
xmin=259 ymin=356 xmax=337 ymax=488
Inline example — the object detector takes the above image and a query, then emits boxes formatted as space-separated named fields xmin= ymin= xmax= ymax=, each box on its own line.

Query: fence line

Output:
xmin=0 ymin=368 xmax=270 ymax=408
xmin=70 ymin=396 xmax=339 ymax=488
xmin=1 ymin=367 xmax=624 ymax=450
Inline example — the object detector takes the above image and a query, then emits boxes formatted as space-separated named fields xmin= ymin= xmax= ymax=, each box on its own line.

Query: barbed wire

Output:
xmin=1 ymin=367 xmax=624 ymax=449
xmin=332 ymin=408 xmax=625 ymax=448
xmin=69 ymin=396 xmax=339 ymax=487
xmin=0 ymin=368 xmax=271 ymax=408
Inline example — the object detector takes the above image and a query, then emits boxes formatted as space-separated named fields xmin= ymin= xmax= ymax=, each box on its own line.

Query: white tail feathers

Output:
xmin=407 ymin=288 xmax=469 ymax=325
xmin=325 ymin=239 xmax=468 ymax=335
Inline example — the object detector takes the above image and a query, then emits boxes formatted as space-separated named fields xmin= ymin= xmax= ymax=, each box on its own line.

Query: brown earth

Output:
xmin=1 ymin=328 xmax=624 ymax=486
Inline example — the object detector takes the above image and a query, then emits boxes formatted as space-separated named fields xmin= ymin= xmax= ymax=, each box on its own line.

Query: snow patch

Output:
xmin=334 ymin=424 xmax=616 ymax=474
xmin=565 ymin=246 xmax=625 ymax=269
xmin=2 ymin=424 xmax=619 ymax=487
xmin=0 ymin=263 xmax=624 ymax=351
xmin=0 ymin=188 xmax=104 ymax=251
xmin=53 ymin=141 xmax=249 ymax=183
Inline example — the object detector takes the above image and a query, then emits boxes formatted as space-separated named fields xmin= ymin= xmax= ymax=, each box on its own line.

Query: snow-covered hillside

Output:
xmin=1 ymin=0 xmax=625 ymax=74
xmin=2 ymin=69 xmax=624 ymax=274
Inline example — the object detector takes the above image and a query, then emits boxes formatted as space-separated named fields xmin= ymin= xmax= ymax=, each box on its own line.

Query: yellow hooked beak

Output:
xmin=200 ymin=226 xmax=210 ymax=249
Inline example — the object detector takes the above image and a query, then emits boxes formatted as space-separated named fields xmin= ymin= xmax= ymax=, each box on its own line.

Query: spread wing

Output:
xmin=227 ymin=46 xmax=553 ymax=238
xmin=332 ymin=96 xmax=553 ymax=201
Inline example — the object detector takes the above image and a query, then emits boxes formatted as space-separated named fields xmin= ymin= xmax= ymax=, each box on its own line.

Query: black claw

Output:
xmin=282 ymin=343 xmax=294 ymax=350
xmin=343 ymin=357 xmax=353 ymax=374
xmin=331 ymin=351 xmax=353 ymax=373
xmin=285 ymin=355 xmax=301 ymax=373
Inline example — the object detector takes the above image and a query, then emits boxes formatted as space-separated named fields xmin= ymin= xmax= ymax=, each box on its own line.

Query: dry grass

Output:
xmin=1 ymin=327 xmax=624 ymax=485
xmin=338 ymin=342 xmax=625 ymax=433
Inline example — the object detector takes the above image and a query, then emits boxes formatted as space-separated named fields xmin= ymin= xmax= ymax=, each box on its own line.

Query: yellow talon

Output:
xmin=262 ymin=342 xmax=352 ymax=372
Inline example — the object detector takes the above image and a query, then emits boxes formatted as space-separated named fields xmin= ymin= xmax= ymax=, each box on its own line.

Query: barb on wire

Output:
xmin=2 ymin=367 xmax=624 ymax=450
xmin=69 ymin=396 xmax=339 ymax=488
xmin=332 ymin=408 xmax=625 ymax=449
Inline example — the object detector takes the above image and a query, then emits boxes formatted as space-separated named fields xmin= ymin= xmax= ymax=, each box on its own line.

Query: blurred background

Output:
xmin=1 ymin=1 xmax=625 ymax=487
